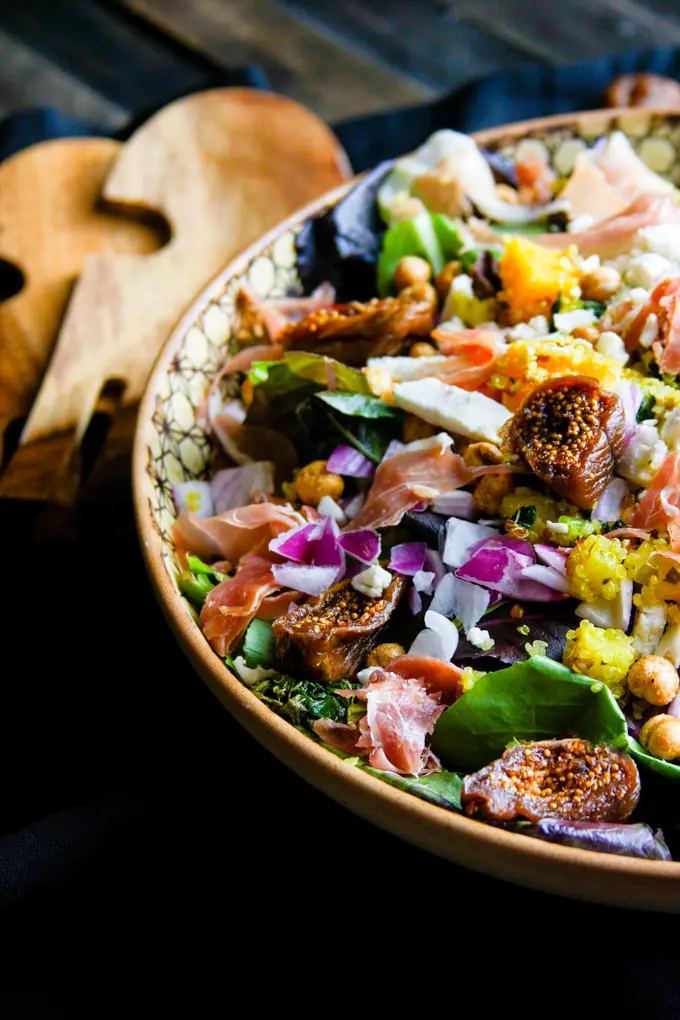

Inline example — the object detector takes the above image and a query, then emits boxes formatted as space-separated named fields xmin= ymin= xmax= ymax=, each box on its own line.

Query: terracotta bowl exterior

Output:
xmin=134 ymin=109 xmax=680 ymax=910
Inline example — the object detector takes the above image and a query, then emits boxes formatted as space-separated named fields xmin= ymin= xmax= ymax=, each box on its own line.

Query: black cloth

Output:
xmin=2 ymin=55 xmax=680 ymax=1006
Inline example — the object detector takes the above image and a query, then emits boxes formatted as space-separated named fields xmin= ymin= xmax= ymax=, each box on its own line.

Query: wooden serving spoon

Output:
xmin=0 ymin=87 xmax=350 ymax=502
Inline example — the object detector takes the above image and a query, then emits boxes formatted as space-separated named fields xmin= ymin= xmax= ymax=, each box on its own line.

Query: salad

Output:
xmin=173 ymin=127 xmax=680 ymax=863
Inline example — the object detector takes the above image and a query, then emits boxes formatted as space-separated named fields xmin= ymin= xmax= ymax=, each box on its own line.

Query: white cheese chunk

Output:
xmin=392 ymin=378 xmax=512 ymax=443
xmin=596 ymin=330 xmax=629 ymax=365
xmin=351 ymin=564 xmax=393 ymax=599
xmin=624 ymin=253 xmax=672 ymax=290
xmin=317 ymin=495 xmax=347 ymax=525
xmin=467 ymin=627 xmax=495 ymax=651
xmin=617 ymin=424 xmax=668 ymax=487
xmin=554 ymin=308 xmax=596 ymax=333
xmin=366 ymin=354 xmax=450 ymax=384
xmin=641 ymin=225 xmax=680 ymax=262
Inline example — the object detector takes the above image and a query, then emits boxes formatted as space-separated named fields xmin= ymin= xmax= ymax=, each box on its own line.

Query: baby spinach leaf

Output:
xmin=626 ymin=738 xmax=680 ymax=782
xmin=242 ymin=618 xmax=277 ymax=669
xmin=431 ymin=656 xmax=629 ymax=772
xmin=327 ymin=411 xmax=398 ymax=464
xmin=321 ymin=741 xmax=463 ymax=811
xmin=315 ymin=390 xmax=400 ymax=418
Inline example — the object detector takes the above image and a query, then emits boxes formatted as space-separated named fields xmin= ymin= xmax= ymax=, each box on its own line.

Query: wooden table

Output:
xmin=0 ymin=0 xmax=679 ymax=128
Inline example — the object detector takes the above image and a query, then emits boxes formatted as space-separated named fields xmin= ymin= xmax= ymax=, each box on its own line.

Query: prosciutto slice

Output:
xmin=200 ymin=551 xmax=280 ymax=656
xmin=429 ymin=327 xmax=505 ymax=391
xmin=630 ymin=451 xmax=680 ymax=532
xmin=624 ymin=278 xmax=680 ymax=374
xmin=538 ymin=195 xmax=680 ymax=259
xmin=345 ymin=434 xmax=511 ymax=532
xmin=174 ymin=502 xmax=303 ymax=564
xmin=314 ymin=670 xmax=444 ymax=775
xmin=237 ymin=282 xmax=336 ymax=343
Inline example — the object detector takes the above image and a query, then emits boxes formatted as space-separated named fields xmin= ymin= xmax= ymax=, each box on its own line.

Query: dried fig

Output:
xmin=462 ymin=738 xmax=640 ymax=823
xmin=501 ymin=375 xmax=625 ymax=509
xmin=605 ymin=73 xmax=680 ymax=110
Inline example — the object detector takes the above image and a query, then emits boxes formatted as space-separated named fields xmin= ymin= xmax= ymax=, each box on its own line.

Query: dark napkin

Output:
xmin=2 ymin=54 xmax=680 ymax=1001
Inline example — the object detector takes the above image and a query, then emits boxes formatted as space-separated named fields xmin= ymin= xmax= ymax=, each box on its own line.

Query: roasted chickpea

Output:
xmin=390 ymin=196 xmax=427 ymax=223
xmin=399 ymin=280 xmax=438 ymax=309
xmin=572 ymin=325 xmax=600 ymax=346
xmin=393 ymin=255 xmax=431 ymax=292
xmin=473 ymin=473 xmax=515 ymax=516
xmin=435 ymin=260 xmax=462 ymax=300
xmin=409 ymin=341 xmax=438 ymax=358
xmin=366 ymin=642 xmax=406 ymax=669
xmin=639 ymin=714 xmax=680 ymax=761
xmin=463 ymin=441 xmax=504 ymax=467
xmin=295 ymin=460 xmax=344 ymax=506
xmin=580 ymin=266 xmax=621 ymax=303
xmin=627 ymin=655 xmax=680 ymax=706
xmin=402 ymin=415 xmax=437 ymax=444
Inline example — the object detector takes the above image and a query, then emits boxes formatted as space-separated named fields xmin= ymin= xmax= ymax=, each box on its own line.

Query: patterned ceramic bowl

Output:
xmin=134 ymin=109 xmax=680 ymax=910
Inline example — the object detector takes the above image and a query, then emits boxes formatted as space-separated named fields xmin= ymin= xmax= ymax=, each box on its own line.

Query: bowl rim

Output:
xmin=133 ymin=107 xmax=680 ymax=910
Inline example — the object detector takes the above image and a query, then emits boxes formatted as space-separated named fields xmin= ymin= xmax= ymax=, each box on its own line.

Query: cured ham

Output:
xmin=345 ymin=434 xmax=513 ymax=532
xmin=430 ymin=327 xmax=505 ymax=391
xmin=538 ymin=195 xmax=680 ymax=259
xmin=388 ymin=654 xmax=464 ymax=704
xmin=558 ymin=156 xmax=628 ymax=224
xmin=174 ymin=502 xmax=304 ymax=564
xmin=315 ymin=670 xmax=444 ymax=775
xmin=625 ymin=279 xmax=680 ymax=374
xmin=630 ymin=451 xmax=680 ymax=531
xmin=200 ymin=551 xmax=280 ymax=656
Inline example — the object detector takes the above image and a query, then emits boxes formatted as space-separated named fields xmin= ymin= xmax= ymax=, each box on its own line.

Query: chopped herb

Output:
xmin=582 ymin=299 xmax=605 ymax=318
xmin=511 ymin=505 xmax=537 ymax=529
xmin=250 ymin=675 xmax=358 ymax=727
xmin=601 ymin=519 xmax=626 ymax=534
xmin=636 ymin=393 xmax=656 ymax=423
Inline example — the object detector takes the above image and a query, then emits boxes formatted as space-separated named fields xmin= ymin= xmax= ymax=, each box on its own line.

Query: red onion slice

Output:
xmin=327 ymin=444 xmax=375 ymax=478
xmin=271 ymin=563 xmax=343 ymax=597
xmin=592 ymin=478 xmax=630 ymax=523
xmin=389 ymin=542 xmax=427 ymax=575
xmin=338 ymin=529 xmax=381 ymax=565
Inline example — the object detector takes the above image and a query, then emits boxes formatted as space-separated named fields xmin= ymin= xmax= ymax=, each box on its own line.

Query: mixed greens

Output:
xmin=171 ymin=127 xmax=680 ymax=863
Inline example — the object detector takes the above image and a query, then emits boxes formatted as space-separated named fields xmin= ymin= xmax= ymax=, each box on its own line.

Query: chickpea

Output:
xmin=393 ymin=255 xmax=431 ymax=292
xmin=402 ymin=415 xmax=437 ymax=444
xmin=572 ymin=325 xmax=600 ymax=346
xmin=473 ymin=473 xmax=515 ymax=516
xmin=399 ymin=280 xmax=438 ymax=310
xmin=295 ymin=460 xmax=344 ymax=506
xmin=390 ymin=196 xmax=427 ymax=223
xmin=435 ymin=260 xmax=462 ymax=300
xmin=463 ymin=441 xmax=504 ymax=467
xmin=639 ymin=714 xmax=680 ymax=761
xmin=366 ymin=642 xmax=406 ymax=669
xmin=409 ymin=341 xmax=438 ymax=358
xmin=495 ymin=183 xmax=519 ymax=205
xmin=627 ymin=655 xmax=680 ymax=706
xmin=580 ymin=266 xmax=621 ymax=303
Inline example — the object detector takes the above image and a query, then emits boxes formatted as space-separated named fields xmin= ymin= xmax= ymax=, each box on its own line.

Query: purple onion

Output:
xmin=271 ymin=562 xmax=343 ymax=597
xmin=173 ymin=481 xmax=214 ymax=519
xmin=338 ymin=529 xmax=381 ymax=565
xmin=409 ymin=610 xmax=459 ymax=661
xmin=456 ymin=537 xmax=564 ymax=602
xmin=442 ymin=518 xmax=500 ymax=568
xmin=432 ymin=490 xmax=477 ymax=519
xmin=592 ymin=478 xmax=630 ymax=523
xmin=424 ymin=548 xmax=446 ymax=586
xmin=534 ymin=543 xmax=569 ymax=574
xmin=341 ymin=492 xmax=365 ymax=520
xmin=520 ymin=564 xmax=571 ymax=594
xmin=210 ymin=461 xmax=274 ymax=514
xmin=327 ymin=444 xmax=374 ymax=478
xmin=389 ymin=542 xmax=427 ymax=576
xmin=431 ymin=572 xmax=490 ymax=633
xmin=408 ymin=586 xmax=424 ymax=615
xmin=269 ymin=521 xmax=319 ymax=562
xmin=618 ymin=381 xmax=643 ymax=447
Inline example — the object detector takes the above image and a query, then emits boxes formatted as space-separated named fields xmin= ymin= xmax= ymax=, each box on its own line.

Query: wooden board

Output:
xmin=0 ymin=87 xmax=349 ymax=501
xmin=0 ymin=137 xmax=163 ymax=462
xmin=116 ymin=0 xmax=432 ymax=120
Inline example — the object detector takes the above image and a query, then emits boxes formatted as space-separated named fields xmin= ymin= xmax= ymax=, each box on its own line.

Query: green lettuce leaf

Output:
xmin=178 ymin=556 xmax=229 ymax=608
xmin=431 ymin=655 xmax=680 ymax=780
xmin=377 ymin=212 xmax=464 ymax=295
xmin=315 ymin=390 xmax=400 ymax=418
xmin=242 ymin=618 xmax=277 ymax=669
xmin=248 ymin=351 xmax=370 ymax=398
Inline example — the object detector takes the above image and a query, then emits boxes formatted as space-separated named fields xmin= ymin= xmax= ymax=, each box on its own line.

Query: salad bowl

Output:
xmin=134 ymin=108 xmax=680 ymax=910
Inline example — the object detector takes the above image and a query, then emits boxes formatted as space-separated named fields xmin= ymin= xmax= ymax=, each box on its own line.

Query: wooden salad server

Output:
xmin=0 ymin=87 xmax=351 ymax=503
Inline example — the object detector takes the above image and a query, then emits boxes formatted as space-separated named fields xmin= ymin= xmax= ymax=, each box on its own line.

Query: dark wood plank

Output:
xmin=0 ymin=0 xmax=233 ymax=114
xmin=278 ymin=0 xmax=533 ymax=90
xmin=449 ymin=0 xmax=680 ymax=63
xmin=0 ymin=27 xmax=127 ymax=127
xmin=115 ymin=0 xmax=432 ymax=121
